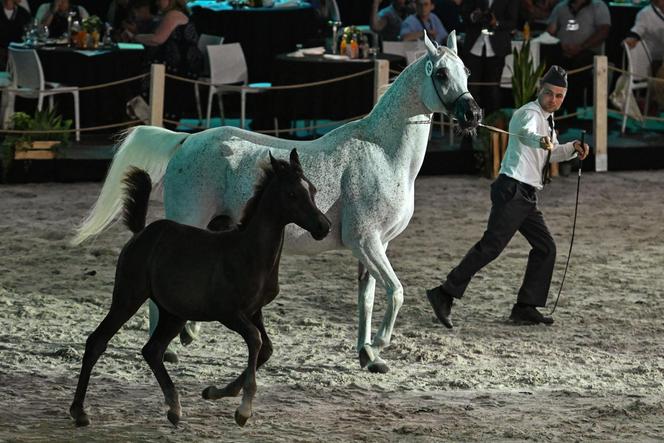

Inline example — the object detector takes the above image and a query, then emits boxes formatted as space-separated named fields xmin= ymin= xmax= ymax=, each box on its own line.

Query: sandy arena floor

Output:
xmin=0 ymin=171 xmax=663 ymax=441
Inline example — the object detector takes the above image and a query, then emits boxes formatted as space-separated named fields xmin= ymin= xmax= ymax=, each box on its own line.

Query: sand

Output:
xmin=0 ymin=170 xmax=663 ymax=441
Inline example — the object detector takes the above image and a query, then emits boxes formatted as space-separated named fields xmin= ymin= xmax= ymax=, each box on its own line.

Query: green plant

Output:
xmin=82 ymin=15 xmax=103 ymax=33
xmin=474 ymin=109 xmax=512 ymax=178
xmin=1 ymin=109 xmax=72 ymax=180
xmin=511 ymin=39 xmax=547 ymax=108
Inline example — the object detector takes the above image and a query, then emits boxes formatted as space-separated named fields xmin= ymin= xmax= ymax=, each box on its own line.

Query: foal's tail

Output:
xmin=71 ymin=126 xmax=189 ymax=245
xmin=122 ymin=167 xmax=152 ymax=234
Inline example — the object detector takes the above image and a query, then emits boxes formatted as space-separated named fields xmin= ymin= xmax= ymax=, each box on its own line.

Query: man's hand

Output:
xmin=624 ymin=37 xmax=638 ymax=48
xmin=540 ymin=136 xmax=553 ymax=151
xmin=573 ymin=140 xmax=590 ymax=160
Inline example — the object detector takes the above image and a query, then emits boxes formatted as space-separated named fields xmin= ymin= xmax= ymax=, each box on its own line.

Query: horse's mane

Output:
xmin=237 ymin=157 xmax=291 ymax=229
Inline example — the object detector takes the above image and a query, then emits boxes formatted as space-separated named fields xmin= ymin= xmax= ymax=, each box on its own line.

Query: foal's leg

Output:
xmin=219 ymin=314 xmax=262 ymax=427
xmin=351 ymin=236 xmax=402 ymax=374
xmin=70 ymin=292 xmax=146 ymax=427
xmin=203 ymin=310 xmax=273 ymax=400
xmin=141 ymin=308 xmax=187 ymax=426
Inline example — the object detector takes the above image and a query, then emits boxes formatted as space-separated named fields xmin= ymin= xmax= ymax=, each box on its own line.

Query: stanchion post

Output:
xmin=149 ymin=63 xmax=165 ymax=127
xmin=593 ymin=55 xmax=608 ymax=172
xmin=373 ymin=59 xmax=389 ymax=104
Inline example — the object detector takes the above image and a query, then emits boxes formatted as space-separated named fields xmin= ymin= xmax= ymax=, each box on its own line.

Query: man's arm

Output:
xmin=370 ymin=0 xmax=388 ymax=32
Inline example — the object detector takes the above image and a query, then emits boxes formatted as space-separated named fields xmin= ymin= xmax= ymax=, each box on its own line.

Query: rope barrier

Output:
xmin=0 ymin=120 xmax=142 ymax=135
xmin=163 ymin=114 xmax=369 ymax=135
xmin=0 ymin=73 xmax=149 ymax=93
xmin=607 ymin=64 xmax=664 ymax=83
xmin=165 ymin=68 xmax=375 ymax=90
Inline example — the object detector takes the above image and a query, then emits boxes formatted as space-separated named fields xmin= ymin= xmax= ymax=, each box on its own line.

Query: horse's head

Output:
xmin=269 ymin=149 xmax=331 ymax=241
xmin=420 ymin=31 xmax=482 ymax=134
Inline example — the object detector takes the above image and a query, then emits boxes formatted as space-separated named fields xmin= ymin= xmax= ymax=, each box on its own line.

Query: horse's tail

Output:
xmin=71 ymin=126 xmax=189 ymax=245
xmin=121 ymin=167 xmax=152 ymax=234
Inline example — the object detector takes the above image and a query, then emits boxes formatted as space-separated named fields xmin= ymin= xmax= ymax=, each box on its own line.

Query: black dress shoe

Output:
xmin=509 ymin=304 xmax=554 ymax=325
xmin=426 ymin=286 xmax=454 ymax=329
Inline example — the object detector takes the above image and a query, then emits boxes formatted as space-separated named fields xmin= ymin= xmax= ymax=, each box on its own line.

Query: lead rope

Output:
xmin=547 ymin=130 xmax=585 ymax=315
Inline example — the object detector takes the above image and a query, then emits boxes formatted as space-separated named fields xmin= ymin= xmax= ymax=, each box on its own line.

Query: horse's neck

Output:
xmin=364 ymin=61 xmax=433 ymax=177
xmin=242 ymin=185 xmax=286 ymax=269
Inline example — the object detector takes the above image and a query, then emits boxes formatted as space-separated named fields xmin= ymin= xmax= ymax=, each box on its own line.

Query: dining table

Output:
xmin=11 ymin=42 xmax=146 ymax=132
xmin=269 ymin=51 xmax=405 ymax=125
xmin=189 ymin=1 xmax=320 ymax=83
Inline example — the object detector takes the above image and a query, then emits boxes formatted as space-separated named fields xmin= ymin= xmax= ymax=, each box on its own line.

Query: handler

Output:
xmin=427 ymin=65 xmax=589 ymax=327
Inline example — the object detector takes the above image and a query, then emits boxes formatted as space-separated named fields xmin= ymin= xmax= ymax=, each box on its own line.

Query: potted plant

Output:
xmin=81 ymin=15 xmax=103 ymax=48
xmin=1 ymin=109 xmax=72 ymax=181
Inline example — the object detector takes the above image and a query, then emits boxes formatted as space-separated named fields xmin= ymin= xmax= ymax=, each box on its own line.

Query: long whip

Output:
xmin=547 ymin=129 xmax=585 ymax=315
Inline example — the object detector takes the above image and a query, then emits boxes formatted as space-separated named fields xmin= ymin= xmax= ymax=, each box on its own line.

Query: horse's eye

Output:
xmin=435 ymin=69 xmax=448 ymax=82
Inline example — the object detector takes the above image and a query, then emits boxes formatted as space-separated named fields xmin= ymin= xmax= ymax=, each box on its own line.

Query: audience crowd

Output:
xmin=2 ymin=0 xmax=660 ymax=120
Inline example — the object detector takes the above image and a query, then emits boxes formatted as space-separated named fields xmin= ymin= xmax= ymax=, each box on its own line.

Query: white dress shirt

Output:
xmin=630 ymin=3 xmax=664 ymax=62
xmin=499 ymin=100 xmax=578 ymax=190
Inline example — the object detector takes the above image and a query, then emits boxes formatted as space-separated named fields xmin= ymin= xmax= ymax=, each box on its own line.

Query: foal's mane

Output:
xmin=237 ymin=157 xmax=293 ymax=229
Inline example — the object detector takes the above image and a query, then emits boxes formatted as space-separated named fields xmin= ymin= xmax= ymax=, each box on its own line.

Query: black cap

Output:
xmin=541 ymin=65 xmax=568 ymax=88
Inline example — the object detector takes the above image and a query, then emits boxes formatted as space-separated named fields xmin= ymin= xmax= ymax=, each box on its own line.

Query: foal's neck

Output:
xmin=242 ymin=180 xmax=287 ymax=264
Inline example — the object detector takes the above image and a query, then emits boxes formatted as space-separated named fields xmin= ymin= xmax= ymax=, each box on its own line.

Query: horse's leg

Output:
xmin=203 ymin=309 xmax=272 ymax=400
xmin=357 ymin=261 xmax=376 ymax=368
xmin=218 ymin=314 xmax=262 ymax=427
xmin=70 ymin=288 xmax=147 ymax=427
xmin=352 ymin=235 xmax=402 ymax=374
xmin=141 ymin=308 xmax=187 ymax=426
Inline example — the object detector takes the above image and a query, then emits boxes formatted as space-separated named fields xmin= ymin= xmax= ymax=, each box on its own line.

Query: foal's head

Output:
xmin=241 ymin=149 xmax=331 ymax=241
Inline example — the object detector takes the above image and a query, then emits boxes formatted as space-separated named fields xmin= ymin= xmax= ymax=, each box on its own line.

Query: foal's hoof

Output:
xmin=167 ymin=410 xmax=180 ymax=426
xmin=163 ymin=349 xmax=179 ymax=364
xmin=234 ymin=409 xmax=250 ymax=427
xmin=202 ymin=386 xmax=216 ymax=400
xmin=70 ymin=404 xmax=90 ymax=427
xmin=358 ymin=347 xmax=371 ymax=368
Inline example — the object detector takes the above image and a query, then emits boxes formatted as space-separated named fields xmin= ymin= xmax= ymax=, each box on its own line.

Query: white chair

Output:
xmin=194 ymin=33 xmax=224 ymax=123
xmin=382 ymin=40 xmax=425 ymax=58
xmin=205 ymin=43 xmax=271 ymax=129
xmin=621 ymin=39 xmax=652 ymax=134
xmin=0 ymin=58 xmax=14 ymax=128
xmin=5 ymin=47 xmax=80 ymax=141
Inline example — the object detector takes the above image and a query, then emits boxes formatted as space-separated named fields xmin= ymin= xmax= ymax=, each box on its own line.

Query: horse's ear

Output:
xmin=424 ymin=31 xmax=438 ymax=57
xmin=447 ymin=30 xmax=457 ymax=55
xmin=289 ymin=148 xmax=303 ymax=174
xmin=269 ymin=151 xmax=282 ymax=174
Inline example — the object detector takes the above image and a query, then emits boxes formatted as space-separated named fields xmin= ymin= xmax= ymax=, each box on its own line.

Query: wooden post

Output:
xmin=373 ymin=59 xmax=389 ymax=104
xmin=149 ymin=63 xmax=165 ymax=127
xmin=593 ymin=55 xmax=608 ymax=172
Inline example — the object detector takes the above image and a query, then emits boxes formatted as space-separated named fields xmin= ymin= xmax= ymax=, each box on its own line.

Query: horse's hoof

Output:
xmin=167 ymin=410 xmax=180 ymax=426
xmin=234 ymin=409 xmax=250 ymax=427
xmin=368 ymin=361 xmax=390 ymax=374
xmin=202 ymin=386 xmax=217 ymax=400
xmin=163 ymin=349 xmax=178 ymax=364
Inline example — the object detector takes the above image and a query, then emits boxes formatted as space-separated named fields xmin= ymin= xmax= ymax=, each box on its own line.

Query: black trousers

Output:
xmin=441 ymin=174 xmax=556 ymax=306
xmin=464 ymin=52 xmax=506 ymax=115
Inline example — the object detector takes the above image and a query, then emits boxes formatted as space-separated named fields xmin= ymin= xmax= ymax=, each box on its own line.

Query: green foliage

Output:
xmin=82 ymin=15 xmax=103 ymax=33
xmin=511 ymin=39 xmax=547 ymax=108
xmin=474 ymin=109 xmax=512 ymax=178
xmin=1 ymin=109 xmax=72 ymax=180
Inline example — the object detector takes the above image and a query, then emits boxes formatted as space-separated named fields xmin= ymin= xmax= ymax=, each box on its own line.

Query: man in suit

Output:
xmin=461 ymin=0 xmax=519 ymax=115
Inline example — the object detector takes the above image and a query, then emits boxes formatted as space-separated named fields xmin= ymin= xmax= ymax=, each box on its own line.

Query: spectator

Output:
xmin=624 ymin=0 xmax=664 ymax=69
xmin=520 ymin=0 xmax=559 ymax=31
xmin=370 ymin=0 xmax=415 ymax=41
xmin=0 ymin=0 xmax=31 ymax=70
xmin=462 ymin=0 xmax=519 ymax=115
xmin=434 ymin=0 xmax=465 ymax=34
xmin=129 ymin=0 xmax=203 ymax=126
xmin=107 ymin=0 xmax=131 ymax=32
xmin=546 ymin=0 xmax=610 ymax=116
xmin=116 ymin=0 xmax=157 ymax=41
xmin=36 ymin=0 xmax=89 ymax=38
xmin=400 ymin=0 xmax=447 ymax=45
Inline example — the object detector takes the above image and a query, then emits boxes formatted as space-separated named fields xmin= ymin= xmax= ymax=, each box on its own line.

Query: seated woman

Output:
xmin=128 ymin=0 xmax=203 ymax=127
xmin=0 ymin=0 xmax=31 ymax=70
xmin=36 ymin=0 xmax=89 ymax=38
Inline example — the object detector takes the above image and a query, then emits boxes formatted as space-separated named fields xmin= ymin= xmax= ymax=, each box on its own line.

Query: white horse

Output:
xmin=73 ymin=32 xmax=481 ymax=373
